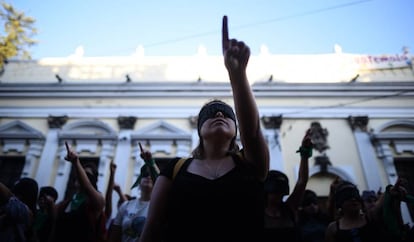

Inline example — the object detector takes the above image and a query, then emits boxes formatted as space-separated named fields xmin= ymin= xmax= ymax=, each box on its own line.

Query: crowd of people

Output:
xmin=1 ymin=15 xmax=414 ymax=242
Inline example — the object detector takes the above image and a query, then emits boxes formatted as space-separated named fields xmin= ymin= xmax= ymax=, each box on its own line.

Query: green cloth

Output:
xmin=131 ymin=161 xmax=159 ymax=189
xmin=296 ymin=146 xmax=313 ymax=158
xmin=382 ymin=185 xmax=414 ymax=240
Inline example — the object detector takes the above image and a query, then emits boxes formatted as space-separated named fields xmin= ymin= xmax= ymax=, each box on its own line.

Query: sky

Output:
xmin=7 ymin=0 xmax=414 ymax=59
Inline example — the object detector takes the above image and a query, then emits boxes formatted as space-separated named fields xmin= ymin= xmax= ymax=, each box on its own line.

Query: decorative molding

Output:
xmin=0 ymin=120 xmax=44 ymax=139
xmin=0 ymin=121 xmax=45 ymax=177
xmin=59 ymin=119 xmax=117 ymax=141
xmin=47 ymin=115 xmax=68 ymax=129
xmin=261 ymin=115 xmax=283 ymax=129
xmin=375 ymin=140 xmax=399 ymax=183
xmin=131 ymin=120 xmax=192 ymax=156
xmin=75 ymin=140 xmax=99 ymax=153
xmin=308 ymin=165 xmax=355 ymax=184
xmin=2 ymin=140 xmax=25 ymax=153
xmin=309 ymin=121 xmax=329 ymax=153
xmin=1 ymin=82 xmax=413 ymax=98
xmin=22 ymin=140 xmax=44 ymax=177
xmin=131 ymin=120 xmax=191 ymax=142
xmin=314 ymin=155 xmax=332 ymax=173
xmin=265 ymin=128 xmax=284 ymax=172
xmin=374 ymin=119 xmax=414 ymax=133
xmin=1 ymin=107 xmax=414 ymax=119
xmin=117 ymin=116 xmax=137 ymax=130
xmin=130 ymin=121 xmax=193 ymax=187
xmin=348 ymin=115 xmax=369 ymax=132
xmin=371 ymin=120 xmax=414 ymax=185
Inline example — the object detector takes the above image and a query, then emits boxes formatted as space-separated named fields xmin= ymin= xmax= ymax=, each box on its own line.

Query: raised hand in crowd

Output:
xmin=139 ymin=15 xmax=269 ymax=242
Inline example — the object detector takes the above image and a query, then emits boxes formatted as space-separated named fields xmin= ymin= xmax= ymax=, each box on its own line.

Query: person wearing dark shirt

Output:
xmin=138 ymin=15 xmax=270 ymax=242
xmin=264 ymin=129 xmax=312 ymax=242
xmin=53 ymin=141 xmax=106 ymax=242
xmin=297 ymin=189 xmax=330 ymax=242
xmin=33 ymin=186 xmax=58 ymax=242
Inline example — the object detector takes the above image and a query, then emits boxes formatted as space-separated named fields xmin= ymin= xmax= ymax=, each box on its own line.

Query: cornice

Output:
xmin=1 ymin=106 xmax=413 ymax=119
xmin=0 ymin=81 xmax=413 ymax=98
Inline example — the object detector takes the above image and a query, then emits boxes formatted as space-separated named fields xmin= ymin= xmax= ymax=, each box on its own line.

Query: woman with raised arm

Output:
xmin=52 ymin=141 xmax=106 ymax=242
xmin=138 ymin=15 xmax=269 ymax=242
xmin=108 ymin=143 xmax=158 ymax=242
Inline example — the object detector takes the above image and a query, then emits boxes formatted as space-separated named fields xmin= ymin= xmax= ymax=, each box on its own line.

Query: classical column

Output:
xmin=261 ymin=115 xmax=284 ymax=171
xmin=23 ymin=140 xmax=44 ymax=177
xmin=36 ymin=116 xmax=67 ymax=187
xmin=114 ymin=116 xmax=136 ymax=193
xmin=348 ymin=115 xmax=382 ymax=190
xmin=54 ymin=142 xmax=72 ymax=202
xmin=98 ymin=140 xmax=116 ymax=192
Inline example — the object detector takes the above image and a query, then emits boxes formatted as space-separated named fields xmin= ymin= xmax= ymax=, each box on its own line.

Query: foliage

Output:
xmin=0 ymin=2 xmax=37 ymax=69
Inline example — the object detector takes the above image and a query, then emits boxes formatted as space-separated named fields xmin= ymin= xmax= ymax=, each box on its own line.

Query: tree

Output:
xmin=0 ymin=2 xmax=37 ymax=70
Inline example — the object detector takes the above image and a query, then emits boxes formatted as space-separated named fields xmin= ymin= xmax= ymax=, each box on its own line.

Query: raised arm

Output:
xmin=65 ymin=141 xmax=105 ymax=215
xmin=105 ymin=160 xmax=116 ymax=219
xmin=222 ymin=15 xmax=269 ymax=180
xmin=370 ymin=177 xmax=410 ymax=238
xmin=140 ymin=142 xmax=160 ymax=178
xmin=286 ymin=129 xmax=312 ymax=209
xmin=137 ymin=143 xmax=165 ymax=242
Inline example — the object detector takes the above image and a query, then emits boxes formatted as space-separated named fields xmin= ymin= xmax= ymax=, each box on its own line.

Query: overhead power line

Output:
xmin=144 ymin=0 xmax=374 ymax=49
xmin=281 ymin=89 xmax=411 ymax=116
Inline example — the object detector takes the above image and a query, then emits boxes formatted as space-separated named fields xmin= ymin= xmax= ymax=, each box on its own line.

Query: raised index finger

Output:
xmin=65 ymin=141 xmax=70 ymax=152
xmin=222 ymin=15 xmax=229 ymax=54
xmin=139 ymin=142 xmax=144 ymax=153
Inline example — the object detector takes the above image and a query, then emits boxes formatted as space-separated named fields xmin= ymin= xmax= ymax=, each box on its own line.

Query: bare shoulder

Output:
xmin=152 ymin=176 xmax=172 ymax=196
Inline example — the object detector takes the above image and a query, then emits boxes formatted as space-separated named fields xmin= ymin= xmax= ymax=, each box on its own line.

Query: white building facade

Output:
xmin=1 ymin=49 xmax=413 ymax=224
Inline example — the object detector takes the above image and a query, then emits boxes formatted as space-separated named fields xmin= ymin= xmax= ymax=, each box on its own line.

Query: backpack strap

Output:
xmin=172 ymin=157 xmax=188 ymax=180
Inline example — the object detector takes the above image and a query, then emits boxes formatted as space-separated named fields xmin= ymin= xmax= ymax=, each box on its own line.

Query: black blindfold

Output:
xmin=197 ymin=101 xmax=236 ymax=133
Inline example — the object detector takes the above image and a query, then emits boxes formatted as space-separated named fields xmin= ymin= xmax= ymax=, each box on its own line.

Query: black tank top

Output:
xmin=334 ymin=216 xmax=381 ymax=242
xmin=160 ymin=155 xmax=264 ymax=242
